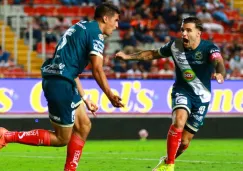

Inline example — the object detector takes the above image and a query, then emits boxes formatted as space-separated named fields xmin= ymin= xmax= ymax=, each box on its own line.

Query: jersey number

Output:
xmin=57 ymin=28 xmax=76 ymax=50
xmin=198 ymin=106 xmax=206 ymax=114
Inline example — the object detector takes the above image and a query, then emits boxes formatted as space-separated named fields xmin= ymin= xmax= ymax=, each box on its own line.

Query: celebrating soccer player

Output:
xmin=115 ymin=16 xmax=226 ymax=171
xmin=0 ymin=2 xmax=124 ymax=171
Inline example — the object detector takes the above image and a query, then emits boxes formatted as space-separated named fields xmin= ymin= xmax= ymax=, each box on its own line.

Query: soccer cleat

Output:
xmin=0 ymin=127 xmax=8 ymax=150
xmin=165 ymin=164 xmax=175 ymax=171
xmin=152 ymin=156 xmax=175 ymax=171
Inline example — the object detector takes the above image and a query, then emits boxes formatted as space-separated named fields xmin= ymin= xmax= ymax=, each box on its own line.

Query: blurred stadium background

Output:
xmin=0 ymin=0 xmax=243 ymax=170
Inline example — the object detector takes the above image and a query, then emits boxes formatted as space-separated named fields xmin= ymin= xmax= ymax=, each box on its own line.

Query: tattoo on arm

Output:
xmin=129 ymin=50 xmax=161 ymax=60
xmin=213 ymin=58 xmax=226 ymax=78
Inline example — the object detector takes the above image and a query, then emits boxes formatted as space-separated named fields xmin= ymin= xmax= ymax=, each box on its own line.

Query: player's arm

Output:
xmin=74 ymin=77 xmax=98 ymax=115
xmin=116 ymin=50 xmax=162 ymax=61
xmin=210 ymin=50 xmax=226 ymax=83
xmin=74 ymin=77 xmax=86 ymax=98
xmin=115 ymin=41 xmax=172 ymax=61
xmin=90 ymin=55 xmax=124 ymax=108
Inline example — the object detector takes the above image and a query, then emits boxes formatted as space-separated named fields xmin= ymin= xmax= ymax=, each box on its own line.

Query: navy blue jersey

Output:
xmin=159 ymin=39 xmax=220 ymax=103
xmin=41 ymin=20 xmax=105 ymax=85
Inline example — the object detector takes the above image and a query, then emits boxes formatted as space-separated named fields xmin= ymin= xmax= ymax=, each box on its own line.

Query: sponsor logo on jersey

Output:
xmin=210 ymin=48 xmax=220 ymax=54
xmin=93 ymin=40 xmax=104 ymax=54
xmin=76 ymin=22 xmax=86 ymax=29
xmin=182 ymin=69 xmax=196 ymax=82
xmin=175 ymin=96 xmax=187 ymax=105
xmin=195 ymin=51 xmax=203 ymax=60
xmin=98 ymin=34 xmax=104 ymax=41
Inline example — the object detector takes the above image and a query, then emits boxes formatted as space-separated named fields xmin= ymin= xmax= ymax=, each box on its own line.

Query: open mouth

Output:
xmin=183 ymin=38 xmax=189 ymax=43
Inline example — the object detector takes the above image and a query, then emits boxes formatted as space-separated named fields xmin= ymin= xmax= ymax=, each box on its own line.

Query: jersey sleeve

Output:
xmin=89 ymin=32 xmax=105 ymax=59
xmin=158 ymin=41 xmax=173 ymax=57
xmin=208 ymin=43 xmax=222 ymax=61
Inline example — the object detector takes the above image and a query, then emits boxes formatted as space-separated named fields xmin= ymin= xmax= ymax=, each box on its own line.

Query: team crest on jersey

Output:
xmin=98 ymin=34 xmax=104 ymax=41
xmin=182 ymin=69 xmax=196 ymax=82
xmin=195 ymin=51 xmax=203 ymax=60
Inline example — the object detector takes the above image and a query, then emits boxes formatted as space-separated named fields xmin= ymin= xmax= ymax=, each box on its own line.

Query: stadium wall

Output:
xmin=0 ymin=117 xmax=242 ymax=139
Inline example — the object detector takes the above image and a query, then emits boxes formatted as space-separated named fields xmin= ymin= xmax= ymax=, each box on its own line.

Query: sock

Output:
xmin=166 ymin=125 xmax=183 ymax=164
xmin=64 ymin=134 xmax=85 ymax=171
xmin=4 ymin=129 xmax=51 ymax=146
xmin=176 ymin=144 xmax=189 ymax=158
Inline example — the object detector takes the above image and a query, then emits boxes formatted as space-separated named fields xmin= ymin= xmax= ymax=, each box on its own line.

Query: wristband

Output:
xmin=82 ymin=94 xmax=88 ymax=101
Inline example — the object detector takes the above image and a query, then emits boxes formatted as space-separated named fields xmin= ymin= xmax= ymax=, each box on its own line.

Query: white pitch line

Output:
xmin=1 ymin=154 xmax=243 ymax=165
xmin=2 ymin=151 xmax=243 ymax=157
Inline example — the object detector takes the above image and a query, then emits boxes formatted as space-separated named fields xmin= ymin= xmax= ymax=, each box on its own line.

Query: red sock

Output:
xmin=4 ymin=129 xmax=50 ymax=146
xmin=166 ymin=125 xmax=183 ymax=164
xmin=64 ymin=134 xmax=85 ymax=171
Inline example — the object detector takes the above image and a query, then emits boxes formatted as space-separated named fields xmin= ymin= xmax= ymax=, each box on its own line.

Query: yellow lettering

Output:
xmin=84 ymin=89 xmax=99 ymax=104
xmin=134 ymin=89 xmax=154 ymax=113
xmin=167 ymin=87 xmax=173 ymax=109
xmin=234 ymin=89 xmax=243 ymax=112
xmin=119 ymin=82 xmax=133 ymax=112
xmin=30 ymin=81 xmax=47 ymax=113
xmin=0 ymin=88 xmax=14 ymax=113
xmin=211 ymin=89 xmax=233 ymax=112
xmin=100 ymin=89 xmax=119 ymax=113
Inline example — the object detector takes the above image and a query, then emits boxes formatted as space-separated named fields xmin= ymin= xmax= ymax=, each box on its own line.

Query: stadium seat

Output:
xmin=34 ymin=6 xmax=47 ymax=16
xmin=23 ymin=6 xmax=35 ymax=16
xmin=69 ymin=6 xmax=80 ymax=17
xmin=45 ymin=6 xmax=57 ymax=17
xmin=80 ymin=7 xmax=95 ymax=17
xmin=201 ymin=32 xmax=210 ymax=40
xmin=57 ymin=6 xmax=72 ymax=16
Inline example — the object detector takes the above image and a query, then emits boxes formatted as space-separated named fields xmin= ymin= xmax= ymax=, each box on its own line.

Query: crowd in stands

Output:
xmin=0 ymin=0 xmax=243 ymax=79
xmin=0 ymin=46 xmax=10 ymax=67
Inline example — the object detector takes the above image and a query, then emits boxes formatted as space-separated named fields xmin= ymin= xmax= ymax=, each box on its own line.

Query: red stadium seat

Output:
xmin=80 ymin=7 xmax=95 ymax=17
xmin=45 ymin=6 xmax=57 ymax=17
xmin=34 ymin=6 xmax=47 ymax=16
xmin=57 ymin=6 xmax=73 ymax=16
xmin=69 ymin=6 xmax=80 ymax=17
xmin=201 ymin=32 xmax=210 ymax=40
xmin=24 ymin=6 xmax=35 ymax=16
xmin=33 ymin=0 xmax=42 ymax=4
xmin=42 ymin=0 xmax=54 ymax=4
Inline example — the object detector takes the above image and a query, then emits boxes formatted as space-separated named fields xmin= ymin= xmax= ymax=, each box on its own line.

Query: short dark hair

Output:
xmin=182 ymin=16 xmax=203 ymax=31
xmin=94 ymin=2 xmax=120 ymax=20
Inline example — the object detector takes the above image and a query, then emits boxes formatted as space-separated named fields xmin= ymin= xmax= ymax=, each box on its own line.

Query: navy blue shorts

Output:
xmin=171 ymin=88 xmax=209 ymax=133
xmin=42 ymin=77 xmax=82 ymax=127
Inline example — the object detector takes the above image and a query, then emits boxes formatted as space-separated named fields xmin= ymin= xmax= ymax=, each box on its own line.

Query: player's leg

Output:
xmin=1 ymin=125 xmax=72 ymax=148
xmin=175 ymin=129 xmax=194 ymax=158
xmin=165 ymin=108 xmax=188 ymax=164
xmin=153 ymin=92 xmax=191 ymax=171
xmin=64 ymin=103 xmax=91 ymax=171
xmin=0 ymin=77 xmax=77 ymax=149
xmin=175 ymin=101 xmax=210 ymax=159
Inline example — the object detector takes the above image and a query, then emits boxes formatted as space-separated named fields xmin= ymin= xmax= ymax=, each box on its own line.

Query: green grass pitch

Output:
xmin=0 ymin=139 xmax=243 ymax=171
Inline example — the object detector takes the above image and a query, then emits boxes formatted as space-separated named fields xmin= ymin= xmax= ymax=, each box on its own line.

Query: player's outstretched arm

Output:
xmin=90 ymin=55 xmax=124 ymax=108
xmin=115 ymin=50 xmax=161 ymax=61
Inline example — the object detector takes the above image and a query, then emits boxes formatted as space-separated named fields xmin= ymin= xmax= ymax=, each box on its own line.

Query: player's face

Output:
xmin=181 ymin=23 xmax=201 ymax=49
xmin=103 ymin=13 xmax=119 ymax=36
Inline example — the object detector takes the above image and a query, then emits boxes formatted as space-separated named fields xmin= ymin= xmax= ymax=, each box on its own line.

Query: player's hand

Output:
xmin=214 ymin=73 xmax=224 ymax=84
xmin=84 ymin=99 xmax=99 ymax=117
xmin=109 ymin=94 xmax=124 ymax=108
xmin=115 ymin=51 xmax=130 ymax=60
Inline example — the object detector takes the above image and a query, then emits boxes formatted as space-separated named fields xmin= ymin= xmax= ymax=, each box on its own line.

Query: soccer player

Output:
xmin=0 ymin=2 xmax=124 ymax=171
xmin=115 ymin=16 xmax=226 ymax=171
